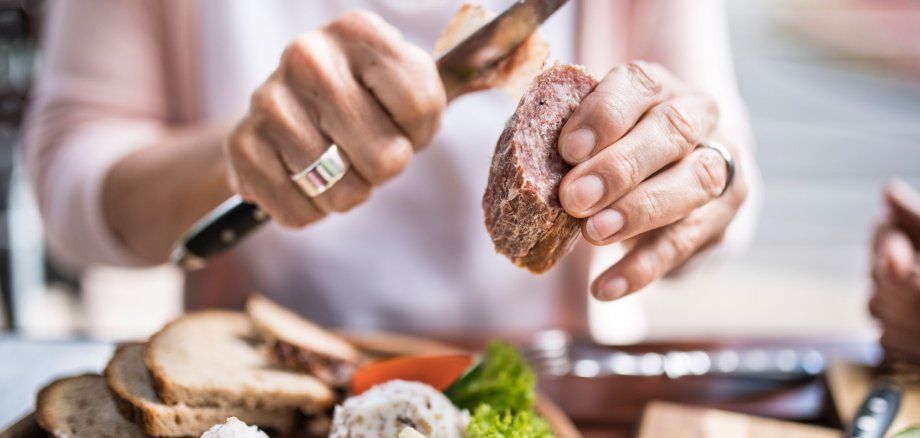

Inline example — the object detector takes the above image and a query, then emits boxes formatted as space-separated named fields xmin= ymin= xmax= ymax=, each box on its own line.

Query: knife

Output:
xmin=843 ymin=379 xmax=902 ymax=438
xmin=171 ymin=0 xmax=569 ymax=269
xmin=522 ymin=330 xmax=827 ymax=381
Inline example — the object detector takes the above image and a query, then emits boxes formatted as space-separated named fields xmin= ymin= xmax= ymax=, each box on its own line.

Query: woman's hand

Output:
xmin=870 ymin=180 xmax=920 ymax=364
xmin=557 ymin=61 xmax=748 ymax=300
xmin=224 ymin=11 xmax=446 ymax=227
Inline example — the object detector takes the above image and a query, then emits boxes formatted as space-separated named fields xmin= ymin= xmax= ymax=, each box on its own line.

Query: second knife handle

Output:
xmin=844 ymin=380 xmax=902 ymax=438
xmin=170 ymin=195 xmax=269 ymax=269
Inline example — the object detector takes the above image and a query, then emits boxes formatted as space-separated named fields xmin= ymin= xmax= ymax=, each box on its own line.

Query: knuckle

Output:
xmin=694 ymin=150 xmax=728 ymax=198
xmin=637 ymin=189 xmax=665 ymax=226
xmin=338 ymin=9 xmax=384 ymax=31
xmin=400 ymin=81 xmax=445 ymax=125
xmin=283 ymin=36 xmax=337 ymax=93
xmin=283 ymin=35 xmax=318 ymax=68
xmin=626 ymin=60 xmax=663 ymax=95
xmin=606 ymin=151 xmax=643 ymax=189
xmin=589 ymin=92 xmax=630 ymax=135
xmin=630 ymin=253 xmax=661 ymax=285
xmin=328 ymin=10 xmax=400 ymax=47
xmin=371 ymin=138 xmax=413 ymax=183
xmin=659 ymin=102 xmax=699 ymax=153
xmin=225 ymin=127 xmax=261 ymax=167
xmin=249 ymin=83 xmax=284 ymax=119
xmin=664 ymin=226 xmax=702 ymax=261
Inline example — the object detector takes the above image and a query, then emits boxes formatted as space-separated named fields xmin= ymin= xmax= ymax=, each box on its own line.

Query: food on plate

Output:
xmin=145 ymin=310 xmax=334 ymax=411
xmin=35 ymin=374 xmax=148 ymax=437
xmin=444 ymin=342 xmax=537 ymax=413
xmin=467 ymin=404 xmax=553 ymax=438
xmin=399 ymin=426 xmax=429 ymax=438
xmin=333 ymin=342 xmax=555 ymax=438
xmin=350 ymin=354 xmax=477 ymax=395
xmin=199 ymin=417 xmax=268 ymax=438
xmin=445 ymin=343 xmax=553 ymax=437
xmin=106 ymin=343 xmax=297 ymax=437
xmin=246 ymin=293 xmax=362 ymax=387
xmin=330 ymin=380 xmax=469 ymax=438
xmin=433 ymin=3 xmax=550 ymax=100
xmin=483 ymin=64 xmax=598 ymax=273
xmin=28 ymin=294 xmax=571 ymax=437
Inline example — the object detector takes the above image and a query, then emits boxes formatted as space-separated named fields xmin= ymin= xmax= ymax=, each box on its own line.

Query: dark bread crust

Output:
xmin=36 ymin=374 xmax=149 ymax=437
xmin=483 ymin=64 xmax=597 ymax=273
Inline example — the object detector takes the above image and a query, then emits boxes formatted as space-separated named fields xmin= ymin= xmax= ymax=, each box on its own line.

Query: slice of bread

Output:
xmin=106 ymin=343 xmax=298 ymax=437
xmin=36 ymin=374 xmax=149 ymax=437
xmin=145 ymin=310 xmax=334 ymax=413
xmin=246 ymin=294 xmax=362 ymax=386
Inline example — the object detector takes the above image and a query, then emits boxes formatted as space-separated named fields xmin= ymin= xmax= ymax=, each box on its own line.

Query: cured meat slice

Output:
xmin=483 ymin=64 xmax=597 ymax=273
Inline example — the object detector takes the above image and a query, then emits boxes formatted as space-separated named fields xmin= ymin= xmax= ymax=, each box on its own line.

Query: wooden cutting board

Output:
xmin=637 ymin=402 xmax=838 ymax=438
xmin=826 ymin=361 xmax=920 ymax=435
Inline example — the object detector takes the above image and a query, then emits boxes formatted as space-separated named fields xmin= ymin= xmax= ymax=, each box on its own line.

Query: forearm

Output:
xmin=102 ymin=122 xmax=234 ymax=263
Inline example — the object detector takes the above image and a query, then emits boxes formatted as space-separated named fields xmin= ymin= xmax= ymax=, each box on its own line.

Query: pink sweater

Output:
xmin=25 ymin=0 xmax=756 ymax=270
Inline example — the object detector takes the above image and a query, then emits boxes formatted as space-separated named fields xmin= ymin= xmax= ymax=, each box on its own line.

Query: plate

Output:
xmin=0 ymin=331 xmax=581 ymax=438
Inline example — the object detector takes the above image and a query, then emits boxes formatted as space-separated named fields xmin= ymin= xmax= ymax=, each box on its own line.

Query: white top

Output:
xmin=199 ymin=0 xmax=579 ymax=333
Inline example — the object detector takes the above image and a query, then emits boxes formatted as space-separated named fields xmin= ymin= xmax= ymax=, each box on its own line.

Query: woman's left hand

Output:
xmin=557 ymin=61 xmax=748 ymax=301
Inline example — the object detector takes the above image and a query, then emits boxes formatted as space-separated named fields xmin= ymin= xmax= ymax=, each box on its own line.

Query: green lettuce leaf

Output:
xmin=444 ymin=341 xmax=535 ymax=412
xmin=893 ymin=426 xmax=920 ymax=438
xmin=467 ymin=404 xmax=553 ymax=438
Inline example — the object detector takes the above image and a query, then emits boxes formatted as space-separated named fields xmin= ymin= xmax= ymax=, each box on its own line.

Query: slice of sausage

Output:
xmin=483 ymin=64 xmax=597 ymax=273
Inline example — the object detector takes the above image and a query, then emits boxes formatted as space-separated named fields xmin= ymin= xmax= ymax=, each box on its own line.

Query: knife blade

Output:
xmin=171 ymin=0 xmax=569 ymax=269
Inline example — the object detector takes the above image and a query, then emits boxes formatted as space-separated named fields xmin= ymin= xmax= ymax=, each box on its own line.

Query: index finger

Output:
xmin=557 ymin=61 xmax=679 ymax=164
xmin=886 ymin=178 xmax=920 ymax=246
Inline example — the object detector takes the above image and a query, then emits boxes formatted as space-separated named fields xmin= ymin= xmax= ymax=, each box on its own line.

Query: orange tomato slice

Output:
xmin=350 ymin=354 xmax=477 ymax=396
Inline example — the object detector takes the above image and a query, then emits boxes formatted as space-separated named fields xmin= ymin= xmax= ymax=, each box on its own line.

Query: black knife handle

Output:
xmin=844 ymin=380 xmax=902 ymax=438
xmin=170 ymin=196 xmax=269 ymax=270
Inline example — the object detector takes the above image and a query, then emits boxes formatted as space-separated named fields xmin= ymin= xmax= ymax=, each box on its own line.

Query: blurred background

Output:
xmin=0 ymin=0 xmax=917 ymax=344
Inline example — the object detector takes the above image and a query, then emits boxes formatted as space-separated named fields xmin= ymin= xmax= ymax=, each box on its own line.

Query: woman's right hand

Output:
xmin=224 ymin=10 xmax=446 ymax=227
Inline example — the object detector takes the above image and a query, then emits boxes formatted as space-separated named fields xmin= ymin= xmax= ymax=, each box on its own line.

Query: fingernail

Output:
xmin=586 ymin=209 xmax=624 ymax=241
xmin=599 ymin=277 xmax=629 ymax=300
xmin=561 ymin=129 xmax=595 ymax=162
xmin=565 ymin=175 xmax=605 ymax=213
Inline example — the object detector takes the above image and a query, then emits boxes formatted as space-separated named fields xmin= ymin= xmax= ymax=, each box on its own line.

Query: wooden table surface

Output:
xmin=0 ymin=335 xmax=879 ymax=437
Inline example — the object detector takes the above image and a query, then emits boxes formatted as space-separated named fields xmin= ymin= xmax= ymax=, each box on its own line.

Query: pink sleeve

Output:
xmin=24 ymin=0 xmax=169 ymax=269
xmin=629 ymin=0 xmax=763 ymax=257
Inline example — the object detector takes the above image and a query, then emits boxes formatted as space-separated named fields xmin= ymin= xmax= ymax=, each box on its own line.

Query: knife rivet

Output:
xmin=856 ymin=415 xmax=878 ymax=432
xmin=221 ymin=229 xmax=236 ymax=243
xmin=253 ymin=209 xmax=268 ymax=221
xmin=868 ymin=397 xmax=888 ymax=414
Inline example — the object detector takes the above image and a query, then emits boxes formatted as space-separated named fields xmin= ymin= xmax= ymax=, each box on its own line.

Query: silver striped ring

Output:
xmin=290 ymin=144 xmax=350 ymax=198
